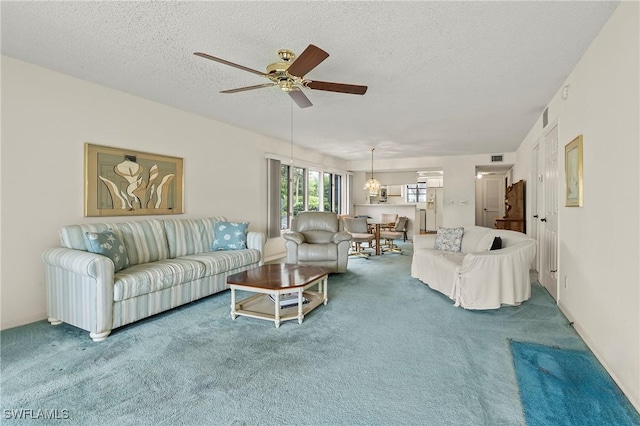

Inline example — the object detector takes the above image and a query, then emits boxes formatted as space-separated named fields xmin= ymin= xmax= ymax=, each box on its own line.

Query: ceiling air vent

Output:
xmin=491 ymin=154 xmax=504 ymax=163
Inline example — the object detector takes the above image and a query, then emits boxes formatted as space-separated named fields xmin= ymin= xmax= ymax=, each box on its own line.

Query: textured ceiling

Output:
xmin=1 ymin=1 xmax=618 ymax=161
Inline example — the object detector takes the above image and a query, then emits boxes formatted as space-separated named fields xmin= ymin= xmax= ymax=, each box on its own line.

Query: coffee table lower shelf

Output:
xmin=232 ymin=290 xmax=325 ymax=327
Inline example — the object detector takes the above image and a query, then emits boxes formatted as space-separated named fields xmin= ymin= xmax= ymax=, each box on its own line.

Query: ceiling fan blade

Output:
xmin=220 ymin=83 xmax=276 ymax=94
xmin=194 ymin=52 xmax=266 ymax=76
xmin=286 ymin=44 xmax=329 ymax=78
xmin=289 ymin=90 xmax=313 ymax=108
xmin=306 ymin=80 xmax=368 ymax=95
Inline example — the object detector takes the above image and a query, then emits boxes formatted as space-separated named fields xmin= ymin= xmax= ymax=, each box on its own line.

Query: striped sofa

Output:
xmin=42 ymin=217 xmax=265 ymax=342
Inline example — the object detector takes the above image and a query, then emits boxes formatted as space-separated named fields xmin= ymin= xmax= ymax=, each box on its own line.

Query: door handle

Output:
xmin=540 ymin=218 xmax=547 ymax=222
xmin=483 ymin=208 xmax=488 ymax=211
xmin=550 ymin=270 xmax=557 ymax=273
xmin=533 ymin=215 xmax=539 ymax=218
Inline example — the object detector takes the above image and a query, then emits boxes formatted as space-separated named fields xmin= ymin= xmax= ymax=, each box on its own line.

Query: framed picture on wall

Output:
xmin=564 ymin=135 xmax=583 ymax=207
xmin=84 ymin=143 xmax=184 ymax=217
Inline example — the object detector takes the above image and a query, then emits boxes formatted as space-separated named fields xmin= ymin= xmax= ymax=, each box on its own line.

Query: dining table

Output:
xmin=367 ymin=221 xmax=397 ymax=255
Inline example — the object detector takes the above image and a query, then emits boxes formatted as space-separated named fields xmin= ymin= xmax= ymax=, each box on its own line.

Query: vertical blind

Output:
xmin=267 ymin=158 xmax=281 ymax=238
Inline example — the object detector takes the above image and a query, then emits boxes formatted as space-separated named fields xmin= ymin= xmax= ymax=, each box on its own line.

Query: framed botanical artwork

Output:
xmin=564 ymin=135 xmax=583 ymax=207
xmin=85 ymin=143 xmax=184 ymax=217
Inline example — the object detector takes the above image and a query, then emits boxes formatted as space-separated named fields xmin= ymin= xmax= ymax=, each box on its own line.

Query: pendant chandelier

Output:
xmin=364 ymin=147 xmax=381 ymax=196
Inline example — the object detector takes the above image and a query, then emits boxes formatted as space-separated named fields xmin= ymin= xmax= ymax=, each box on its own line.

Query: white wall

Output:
xmin=0 ymin=56 xmax=346 ymax=329
xmin=513 ymin=1 xmax=639 ymax=410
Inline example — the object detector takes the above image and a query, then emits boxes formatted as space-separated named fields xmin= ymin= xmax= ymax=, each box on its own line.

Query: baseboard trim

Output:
xmin=558 ymin=300 xmax=640 ymax=414
xmin=0 ymin=311 xmax=47 ymax=331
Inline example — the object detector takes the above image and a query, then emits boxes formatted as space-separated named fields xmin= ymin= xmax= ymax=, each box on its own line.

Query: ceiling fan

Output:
xmin=194 ymin=44 xmax=367 ymax=108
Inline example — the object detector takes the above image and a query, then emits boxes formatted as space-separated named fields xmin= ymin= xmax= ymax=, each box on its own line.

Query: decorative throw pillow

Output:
xmin=212 ymin=221 xmax=249 ymax=251
xmin=84 ymin=229 xmax=129 ymax=272
xmin=434 ymin=227 xmax=464 ymax=252
xmin=490 ymin=236 xmax=503 ymax=251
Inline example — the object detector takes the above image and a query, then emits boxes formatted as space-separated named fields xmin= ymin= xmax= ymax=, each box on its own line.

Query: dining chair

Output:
xmin=343 ymin=217 xmax=375 ymax=258
xmin=380 ymin=216 xmax=407 ymax=254
xmin=380 ymin=213 xmax=399 ymax=233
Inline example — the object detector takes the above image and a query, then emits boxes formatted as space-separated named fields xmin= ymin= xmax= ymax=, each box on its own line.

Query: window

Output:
xmin=333 ymin=174 xmax=342 ymax=213
xmin=308 ymin=170 xmax=320 ymax=211
xmin=323 ymin=172 xmax=332 ymax=212
xmin=293 ymin=167 xmax=306 ymax=218
xmin=406 ymin=183 xmax=427 ymax=203
xmin=280 ymin=165 xmax=290 ymax=230
xmin=275 ymin=161 xmax=347 ymax=229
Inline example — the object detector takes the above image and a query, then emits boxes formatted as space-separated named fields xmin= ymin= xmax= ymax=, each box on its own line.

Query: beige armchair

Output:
xmin=283 ymin=212 xmax=352 ymax=273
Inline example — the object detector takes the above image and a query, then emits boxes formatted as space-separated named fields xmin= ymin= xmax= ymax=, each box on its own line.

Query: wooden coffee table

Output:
xmin=227 ymin=264 xmax=329 ymax=328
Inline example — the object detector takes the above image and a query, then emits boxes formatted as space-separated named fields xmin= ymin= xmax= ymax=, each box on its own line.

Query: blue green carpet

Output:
xmin=1 ymin=242 xmax=636 ymax=425
xmin=510 ymin=341 xmax=640 ymax=426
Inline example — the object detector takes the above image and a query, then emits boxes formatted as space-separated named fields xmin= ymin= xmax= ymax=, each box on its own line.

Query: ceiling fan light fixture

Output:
xmin=279 ymin=80 xmax=294 ymax=92
xmin=194 ymin=44 xmax=367 ymax=108
xmin=364 ymin=148 xmax=381 ymax=196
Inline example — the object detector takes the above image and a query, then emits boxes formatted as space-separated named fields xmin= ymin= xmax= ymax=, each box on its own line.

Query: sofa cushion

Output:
xmin=296 ymin=212 xmax=338 ymax=233
xmin=164 ymin=217 xmax=225 ymax=258
xmin=212 ymin=221 xmax=249 ymax=251
xmin=183 ymin=249 xmax=262 ymax=275
xmin=411 ymin=248 xmax=462 ymax=299
xmin=115 ymin=220 xmax=169 ymax=266
xmin=441 ymin=251 xmax=466 ymax=267
xmin=301 ymin=230 xmax=336 ymax=244
xmin=434 ymin=227 xmax=464 ymax=252
xmin=84 ymin=229 xmax=130 ymax=272
xmin=113 ymin=258 xmax=207 ymax=301
xmin=298 ymin=243 xmax=338 ymax=262
xmin=460 ymin=227 xmax=492 ymax=253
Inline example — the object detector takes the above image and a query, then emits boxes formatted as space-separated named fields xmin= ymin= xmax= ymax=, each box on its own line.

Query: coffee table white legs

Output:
xmin=230 ymin=287 xmax=237 ymax=320
xmin=322 ymin=277 xmax=328 ymax=305
xmin=274 ymin=293 xmax=281 ymax=328
xmin=298 ymin=290 xmax=304 ymax=324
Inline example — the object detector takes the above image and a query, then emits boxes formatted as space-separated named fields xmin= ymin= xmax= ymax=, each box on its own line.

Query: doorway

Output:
xmin=475 ymin=166 xmax=510 ymax=228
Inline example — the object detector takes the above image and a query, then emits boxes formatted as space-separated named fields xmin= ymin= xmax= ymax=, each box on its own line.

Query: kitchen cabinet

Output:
xmin=386 ymin=185 xmax=403 ymax=197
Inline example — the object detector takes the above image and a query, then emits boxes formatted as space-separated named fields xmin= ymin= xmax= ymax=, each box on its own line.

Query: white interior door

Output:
xmin=540 ymin=124 xmax=559 ymax=300
xmin=530 ymin=143 xmax=540 ymax=271
xmin=481 ymin=177 xmax=502 ymax=228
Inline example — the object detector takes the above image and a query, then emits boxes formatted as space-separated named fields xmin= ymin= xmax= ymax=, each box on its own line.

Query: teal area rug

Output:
xmin=1 ymin=242 xmax=636 ymax=425
xmin=510 ymin=341 xmax=640 ymax=426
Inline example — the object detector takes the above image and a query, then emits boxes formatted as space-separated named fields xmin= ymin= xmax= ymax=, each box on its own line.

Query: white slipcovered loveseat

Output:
xmin=411 ymin=226 xmax=536 ymax=309
xmin=42 ymin=217 xmax=265 ymax=341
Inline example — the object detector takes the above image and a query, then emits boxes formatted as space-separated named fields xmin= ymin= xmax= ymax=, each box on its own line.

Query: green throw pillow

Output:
xmin=85 ymin=229 xmax=129 ymax=272
xmin=212 ymin=221 xmax=249 ymax=251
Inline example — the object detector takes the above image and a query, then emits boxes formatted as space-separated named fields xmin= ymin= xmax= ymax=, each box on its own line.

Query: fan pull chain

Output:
xmin=290 ymin=98 xmax=294 ymax=164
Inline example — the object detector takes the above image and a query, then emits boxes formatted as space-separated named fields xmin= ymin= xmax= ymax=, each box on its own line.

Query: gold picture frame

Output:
xmin=85 ymin=143 xmax=184 ymax=217
xmin=564 ymin=135 xmax=583 ymax=207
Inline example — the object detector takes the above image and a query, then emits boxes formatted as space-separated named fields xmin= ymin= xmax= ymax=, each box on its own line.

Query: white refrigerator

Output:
xmin=425 ymin=187 xmax=444 ymax=232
